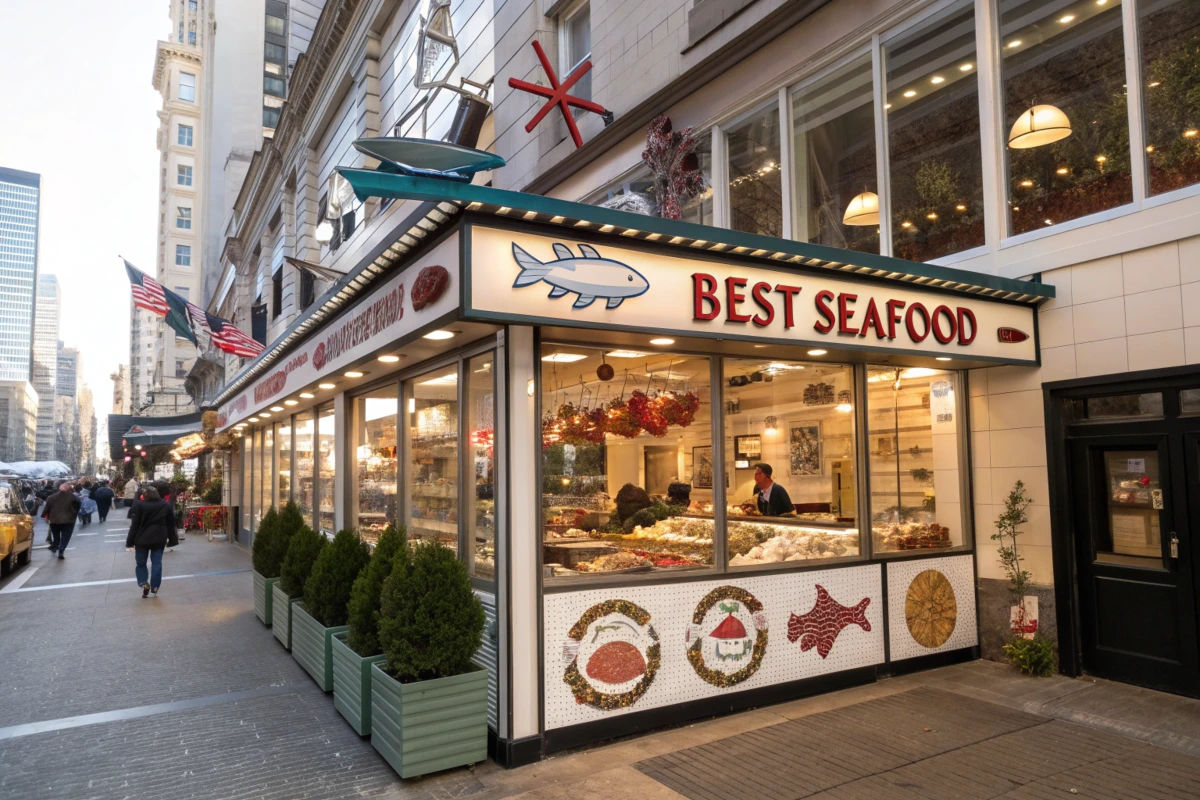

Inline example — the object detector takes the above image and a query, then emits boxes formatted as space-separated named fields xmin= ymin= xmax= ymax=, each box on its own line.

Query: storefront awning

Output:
xmin=108 ymin=412 xmax=204 ymax=461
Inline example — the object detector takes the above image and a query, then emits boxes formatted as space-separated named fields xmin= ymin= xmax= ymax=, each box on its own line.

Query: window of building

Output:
xmin=354 ymin=387 xmax=398 ymax=544
xmin=175 ymin=359 xmax=186 ymax=379
xmin=561 ymin=2 xmax=591 ymax=111
xmin=300 ymin=268 xmax=316 ymax=309
xmin=188 ymin=0 xmax=197 ymax=11
xmin=867 ymin=367 xmax=964 ymax=553
xmin=175 ymin=244 xmax=191 ymax=267
xmin=1139 ymin=0 xmax=1200 ymax=197
xmin=261 ymin=424 xmax=275 ymax=516
xmin=263 ymin=106 xmax=281 ymax=130
xmin=188 ymin=30 xmax=196 ymax=45
xmin=178 ymin=124 xmax=193 ymax=146
xmin=406 ymin=366 xmax=459 ymax=551
xmin=791 ymin=53 xmax=878 ymax=253
xmin=177 ymin=165 xmax=193 ymax=186
xmin=467 ymin=353 xmax=496 ymax=580
xmin=1000 ymin=0 xmax=1130 ymax=235
xmin=540 ymin=345 xmax=714 ymax=580
xmin=178 ymin=21 xmax=184 ymax=43
xmin=294 ymin=409 xmax=314 ymax=529
xmin=179 ymin=72 xmax=196 ymax=102
xmin=264 ymin=75 xmax=285 ymax=97
xmin=885 ymin=0 xmax=983 ymax=261
xmin=173 ymin=286 xmax=189 ymax=300
xmin=277 ymin=421 xmax=292 ymax=503
xmin=251 ymin=428 xmax=263 ymax=531
xmin=265 ymin=42 xmax=286 ymax=64
xmin=176 ymin=206 xmax=191 ymax=229
xmin=271 ymin=270 xmax=282 ymax=319
xmin=265 ymin=13 xmax=286 ymax=36
xmin=317 ymin=403 xmax=336 ymax=535
xmin=727 ymin=102 xmax=783 ymax=237
xmin=723 ymin=357 xmax=859 ymax=566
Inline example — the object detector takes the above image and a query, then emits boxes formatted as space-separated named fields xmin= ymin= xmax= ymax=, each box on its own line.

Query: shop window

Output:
xmin=561 ymin=1 xmax=591 ymax=114
xmin=242 ymin=434 xmax=253 ymax=533
xmin=252 ymin=427 xmax=264 ymax=531
xmin=272 ymin=270 xmax=282 ymax=319
xmin=722 ymin=357 xmax=860 ymax=566
xmin=681 ymin=134 xmax=714 ymax=225
xmin=276 ymin=420 xmax=292 ymax=504
xmin=885 ymin=1 xmax=984 ymax=261
xmin=1065 ymin=392 xmax=1164 ymax=422
xmin=294 ymin=409 xmax=315 ymax=528
xmin=354 ymin=387 xmax=398 ymax=544
xmin=262 ymin=424 xmax=274 ymax=517
xmin=317 ymin=404 xmax=336 ymax=535
xmin=1181 ymin=388 xmax=1200 ymax=416
xmin=467 ymin=353 xmax=496 ymax=580
xmin=540 ymin=345 xmax=714 ymax=579
xmin=727 ymin=102 xmax=783 ymax=237
xmin=407 ymin=366 xmax=460 ymax=551
xmin=1000 ymin=0 xmax=1131 ymax=235
xmin=867 ymin=367 xmax=964 ymax=553
xmin=1138 ymin=0 xmax=1200 ymax=196
xmin=791 ymin=53 xmax=879 ymax=254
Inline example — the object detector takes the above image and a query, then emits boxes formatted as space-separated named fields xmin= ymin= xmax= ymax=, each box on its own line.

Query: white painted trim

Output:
xmin=1122 ymin=0 xmax=1148 ymax=204
xmin=872 ymin=33 xmax=892 ymax=257
xmin=975 ymin=0 xmax=1004 ymax=251
xmin=1000 ymin=203 xmax=1138 ymax=250
xmin=1143 ymin=181 xmax=1200 ymax=211
xmin=712 ymin=125 xmax=729 ymax=229
xmin=778 ymin=86 xmax=795 ymax=241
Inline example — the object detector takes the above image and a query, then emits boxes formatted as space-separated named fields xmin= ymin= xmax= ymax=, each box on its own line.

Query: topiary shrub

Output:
xmin=347 ymin=523 xmax=410 ymax=656
xmin=1003 ymin=635 xmax=1058 ymax=677
xmin=304 ymin=529 xmax=371 ymax=627
xmin=378 ymin=540 xmax=485 ymax=682
xmin=271 ymin=500 xmax=305 ymax=581
xmin=251 ymin=506 xmax=281 ymax=577
xmin=622 ymin=508 xmax=657 ymax=533
xmin=280 ymin=525 xmax=327 ymax=599
xmin=615 ymin=483 xmax=652 ymax=522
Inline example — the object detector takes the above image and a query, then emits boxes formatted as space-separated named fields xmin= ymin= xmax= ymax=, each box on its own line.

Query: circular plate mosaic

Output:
xmin=563 ymin=600 xmax=660 ymax=710
xmin=904 ymin=569 xmax=958 ymax=648
xmin=685 ymin=586 xmax=769 ymax=687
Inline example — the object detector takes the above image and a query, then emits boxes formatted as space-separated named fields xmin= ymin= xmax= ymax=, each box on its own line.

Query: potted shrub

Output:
xmin=334 ymin=523 xmax=409 ymax=735
xmin=371 ymin=540 xmax=487 ymax=778
xmin=251 ymin=507 xmax=281 ymax=625
xmin=274 ymin=523 xmax=326 ymax=651
xmin=293 ymin=529 xmax=371 ymax=691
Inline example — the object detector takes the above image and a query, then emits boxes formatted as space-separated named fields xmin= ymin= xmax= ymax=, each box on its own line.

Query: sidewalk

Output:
xmin=1 ymin=515 xmax=1198 ymax=799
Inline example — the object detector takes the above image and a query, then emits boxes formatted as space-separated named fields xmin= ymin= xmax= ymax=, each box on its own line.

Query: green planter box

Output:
xmin=332 ymin=632 xmax=385 ymax=736
xmin=271 ymin=582 xmax=296 ymax=651
xmin=370 ymin=663 xmax=488 ymax=779
xmin=253 ymin=572 xmax=277 ymax=626
xmin=291 ymin=603 xmax=348 ymax=692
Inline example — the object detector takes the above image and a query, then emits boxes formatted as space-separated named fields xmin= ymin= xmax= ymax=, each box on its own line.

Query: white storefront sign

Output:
xmin=465 ymin=226 xmax=1038 ymax=363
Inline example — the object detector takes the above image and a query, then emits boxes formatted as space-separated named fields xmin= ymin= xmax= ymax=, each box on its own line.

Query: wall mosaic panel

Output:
xmin=885 ymin=555 xmax=977 ymax=661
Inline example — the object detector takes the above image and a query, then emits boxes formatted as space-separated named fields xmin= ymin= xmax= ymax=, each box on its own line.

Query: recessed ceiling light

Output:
xmin=649 ymin=338 xmax=675 ymax=345
xmin=1185 ymin=130 xmax=1198 ymax=138
xmin=956 ymin=204 xmax=967 ymax=211
xmin=318 ymin=383 xmax=335 ymax=389
xmin=1149 ymin=81 xmax=1161 ymax=88
xmin=605 ymin=350 xmax=649 ymax=358
xmin=1019 ymin=179 xmax=1033 ymax=187
xmin=248 ymin=416 xmax=258 ymax=422
xmin=960 ymin=63 xmax=973 ymax=71
xmin=901 ymin=221 xmax=913 ymax=228
xmin=541 ymin=353 xmax=587 ymax=363
xmin=927 ymin=212 xmax=938 ymax=220
xmin=284 ymin=399 xmax=298 ymax=406
xmin=270 ymin=406 xmax=284 ymax=412
xmin=1056 ymin=167 xmax=1069 ymax=174
xmin=884 ymin=102 xmax=892 ymax=109
xmin=1096 ymin=155 xmax=1107 ymax=162
xmin=423 ymin=330 xmax=456 ymax=340
xmin=378 ymin=354 xmax=401 ymax=363
xmin=807 ymin=349 xmax=827 ymax=356
xmin=1146 ymin=145 xmax=1155 ymax=153
xmin=345 ymin=371 xmax=363 ymax=378
xmin=935 ymin=357 xmax=952 ymax=362
xmin=903 ymin=90 xmax=917 ymax=98
xmin=1007 ymin=40 xmax=1022 ymax=48
xmin=299 ymin=392 xmax=315 ymax=399
xmin=259 ymin=412 xmax=271 ymax=418
xmin=1059 ymin=14 xmax=1075 ymax=23
xmin=931 ymin=76 xmax=944 ymax=84
xmin=1097 ymin=0 xmax=1107 ymax=5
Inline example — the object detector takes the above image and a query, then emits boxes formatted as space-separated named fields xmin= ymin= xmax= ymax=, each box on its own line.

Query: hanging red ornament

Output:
xmin=507 ymin=41 xmax=610 ymax=149
xmin=642 ymin=115 xmax=707 ymax=220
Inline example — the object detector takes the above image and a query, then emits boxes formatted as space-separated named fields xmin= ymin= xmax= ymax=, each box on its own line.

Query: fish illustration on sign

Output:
xmin=511 ymin=242 xmax=650 ymax=309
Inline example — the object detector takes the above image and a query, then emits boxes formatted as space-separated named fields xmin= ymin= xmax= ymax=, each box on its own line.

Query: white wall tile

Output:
xmin=989 ymin=427 xmax=1047 ymax=468
xmin=1073 ymin=297 xmax=1127 ymax=344
xmin=974 ymin=534 xmax=1005 ymax=581
xmin=1122 ymin=241 xmax=1180 ymax=294
xmin=1071 ymin=254 xmax=1124 ymax=304
xmin=969 ymin=394 xmax=990 ymax=431
xmin=1124 ymin=286 xmax=1183 ymax=335
xmin=988 ymin=390 xmax=1045 ymax=431
xmin=1186 ymin=326 xmax=1200 ymax=364
xmin=984 ymin=365 xmax=1043 ymax=395
xmin=1177 ymin=234 xmax=1200 ymax=285
xmin=1127 ymin=329 xmax=1186 ymax=371
xmin=972 ymin=467 xmax=993 ymax=506
xmin=968 ymin=369 xmax=988 ymax=398
xmin=1038 ymin=266 xmax=1072 ymax=310
xmin=1039 ymin=344 xmax=1077 ymax=383
xmin=1076 ymin=337 xmax=1129 ymax=378
xmin=1021 ymin=544 xmax=1056 ymax=585
xmin=1182 ymin=281 xmax=1200 ymax=328
xmin=971 ymin=430 xmax=991 ymax=468
xmin=1038 ymin=306 xmax=1074 ymax=348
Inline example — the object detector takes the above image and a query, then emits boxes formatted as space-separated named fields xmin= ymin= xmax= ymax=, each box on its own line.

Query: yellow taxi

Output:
xmin=0 ymin=479 xmax=34 ymax=577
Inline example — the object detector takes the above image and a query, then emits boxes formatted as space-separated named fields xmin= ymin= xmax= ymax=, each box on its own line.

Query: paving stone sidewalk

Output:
xmin=1 ymin=514 xmax=1198 ymax=799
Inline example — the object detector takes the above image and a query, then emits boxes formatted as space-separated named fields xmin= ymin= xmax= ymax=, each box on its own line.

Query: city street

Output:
xmin=2 ymin=515 xmax=1199 ymax=800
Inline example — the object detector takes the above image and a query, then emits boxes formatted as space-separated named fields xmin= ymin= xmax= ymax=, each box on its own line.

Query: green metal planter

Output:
xmin=370 ymin=663 xmax=488 ymax=778
xmin=331 ymin=632 xmax=386 ymax=735
xmin=271 ymin=582 xmax=296 ymax=650
xmin=253 ymin=572 xmax=277 ymax=626
xmin=291 ymin=603 xmax=348 ymax=692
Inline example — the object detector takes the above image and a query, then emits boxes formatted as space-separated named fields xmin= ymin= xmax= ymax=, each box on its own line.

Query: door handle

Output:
xmin=1170 ymin=533 xmax=1179 ymax=560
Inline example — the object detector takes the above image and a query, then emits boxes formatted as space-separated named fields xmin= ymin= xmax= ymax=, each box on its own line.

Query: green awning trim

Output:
xmin=338 ymin=168 xmax=1054 ymax=304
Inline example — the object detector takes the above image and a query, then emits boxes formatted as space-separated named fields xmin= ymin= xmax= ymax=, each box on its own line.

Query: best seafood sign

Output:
xmin=465 ymin=225 xmax=1038 ymax=363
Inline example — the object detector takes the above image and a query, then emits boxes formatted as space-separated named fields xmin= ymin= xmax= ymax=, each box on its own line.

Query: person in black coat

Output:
xmin=126 ymin=487 xmax=178 ymax=598
xmin=92 ymin=480 xmax=116 ymax=522
xmin=752 ymin=463 xmax=795 ymax=517
xmin=43 ymin=483 xmax=82 ymax=558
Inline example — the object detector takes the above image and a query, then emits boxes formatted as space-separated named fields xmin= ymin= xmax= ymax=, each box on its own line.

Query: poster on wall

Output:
xmin=692 ymin=445 xmax=713 ymax=489
xmin=885 ymin=554 xmax=977 ymax=661
xmin=788 ymin=423 xmax=822 ymax=476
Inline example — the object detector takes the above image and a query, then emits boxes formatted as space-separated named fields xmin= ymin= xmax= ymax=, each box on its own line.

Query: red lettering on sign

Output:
xmin=932 ymin=305 xmax=957 ymax=344
xmin=693 ymin=273 xmax=719 ymax=320
xmin=725 ymin=277 xmax=751 ymax=323
xmin=774 ymin=284 xmax=801 ymax=329
xmin=859 ymin=298 xmax=887 ymax=339
xmin=837 ymin=293 xmax=859 ymax=335
xmin=906 ymin=303 xmax=931 ymax=342
xmin=750 ymin=282 xmax=774 ymax=327
xmin=957 ymin=308 xmax=977 ymax=345
xmin=814 ymin=290 xmax=836 ymax=333
xmin=886 ymin=299 xmax=906 ymax=340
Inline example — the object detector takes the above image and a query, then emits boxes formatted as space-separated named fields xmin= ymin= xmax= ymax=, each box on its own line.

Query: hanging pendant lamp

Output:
xmin=842 ymin=191 xmax=880 ymax=226
xmin=1008 ymin=104 xmax=1072 ymax=149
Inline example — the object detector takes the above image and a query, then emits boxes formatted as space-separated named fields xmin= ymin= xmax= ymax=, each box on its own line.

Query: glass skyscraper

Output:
xmin=0 ymin=167 xmax=41 ymax=382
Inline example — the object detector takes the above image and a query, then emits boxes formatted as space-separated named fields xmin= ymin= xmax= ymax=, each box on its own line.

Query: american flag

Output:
xmin=124 ymin=260 xmax=169 ymax=315
xmin=206 ymin=311 xmax=264 ymax=357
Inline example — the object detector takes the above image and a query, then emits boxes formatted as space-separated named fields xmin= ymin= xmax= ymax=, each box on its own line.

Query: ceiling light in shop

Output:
xmin=1186 ymin=130 xmax=1199 ymax=138
xmin=960 ymin=63 xmax=973 ymax=71
xmin=1008 ymin=104 xmax=1072 ymax=149
xmin=345 ymin=371 xmax=363 ymax=378
xmin=423 ymin=330 xmax=456 ymax=340
xmin=1146 ymin=146 xmax=1155 ymax=153
xmin=1095 ymin=155 xmax=1107 ymax=162
xmin=259 ymin=412 xmax=271 ymax=418
xmin=1019 ymin=180 xmax=1033 ymax=187
xmin=926 ymin=212 xmax=938 ymax=220
xmin=270 ymin=406 xmax=284 ymax=412
xmin=807 ymin=349 xmax=827 ymax=356
xmin=931 ymin=76 xmax=944 ymax=84
xmin=956 ymin=204 xmax=967 ymax=211
xmin=299 ymin=392 xmax=315 ymax=399
xmin=1057 ymin=167 xmax=1069 ymax=174
xmin=1059 ymin=14 xmax=1075 ymax=23
xmin=842 ymin=191 xmax=880 ymax=226
xmin=418 ymin=373 xmax=458 ymax=386
xmin=835 ymin=403 xmax=853 ymax=413
xmin=541 ymin=353 xmax=587 ymax=363
xmin=474 ymin=362 xmax=492 ymax=373
xmin=1149 ymin=82 xmax=1161 ymax=88
xmin=884 ymin=103 xmax=892 ymax=109
xmin=605 ymin=350 xmax=649 ymax=358
xmin=378 ymin=355 xmax=401 ymax=363
xmin=650 ymin=338 xmax=675 ymax=345
xmin=284 ymin=400 xmax=299 ymax=406
xmin=1006 ymin=40 xmax=1022 ymax=48
xmin=903 ymin=90 xmax=917 ymax=98
xmin=318 ymin=383 xmax=336 ymax=389
xmin=936 ymin=357 xmax=952 ymax=362
xmin=901 ymin=221 xmax=913 ymax=228
xmin=248 ymin=416 xmax=258 ymax=422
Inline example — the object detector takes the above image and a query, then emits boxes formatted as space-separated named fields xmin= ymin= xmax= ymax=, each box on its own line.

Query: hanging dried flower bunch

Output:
xmin=605 ymin=397 xmax=642 ymax=438
xmin=628 ymin=390 xmax=668 ymax=437
xmin=642 ymin=115 xmax=706 ymax=220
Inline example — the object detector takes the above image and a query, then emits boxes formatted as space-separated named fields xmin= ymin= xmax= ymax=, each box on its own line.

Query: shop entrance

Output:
xmin=1057 ymin=380 xmax=1200 ymax=696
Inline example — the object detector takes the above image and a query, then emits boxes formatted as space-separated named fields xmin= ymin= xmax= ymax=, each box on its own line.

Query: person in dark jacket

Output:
xmin=43 ymin=483 xmax=82 ymax=559
xmin=92 ymin=480 xmax=116 ymax=522
xmin=752 ymin=463 xmax=795 ymax=517
xmin=126 ymin=487 xmax=177 ymax=597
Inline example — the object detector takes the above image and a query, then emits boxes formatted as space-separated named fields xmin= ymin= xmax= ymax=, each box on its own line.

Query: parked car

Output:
xmin=0 ymin=479 xmax=34 ymax=577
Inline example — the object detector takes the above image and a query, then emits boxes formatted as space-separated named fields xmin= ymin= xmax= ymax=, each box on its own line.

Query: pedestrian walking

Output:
xmin=92 ymin=480 xmax=115 ymax=522
xmin=126 ymin=487 xmax=177 ymax=597
xmin=124 ymin=478 xmax=140 ymax=517
xmin=77 ymin=487 xmax=97 ymax=526
xmin=43 ymin=483 xmax=81 ymax=559
xmin=23 ymin=487 xmax=38 ymax=516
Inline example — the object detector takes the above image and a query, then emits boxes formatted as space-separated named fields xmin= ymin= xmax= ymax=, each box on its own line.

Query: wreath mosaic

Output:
xmin=685 ymin=586 xmax=769 ymax=688
xmin=905 ymin=569 xmax=958 ymax=648
xmin=562 ymin=599 xmax=661 ymax=710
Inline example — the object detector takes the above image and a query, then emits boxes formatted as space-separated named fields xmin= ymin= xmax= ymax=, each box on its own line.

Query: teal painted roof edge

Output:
xmin=338 ymin=168 xmax=1054 ymax=302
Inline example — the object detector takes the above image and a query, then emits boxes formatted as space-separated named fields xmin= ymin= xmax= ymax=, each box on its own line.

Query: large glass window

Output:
xmin=867 ymin=367 xmax=964 ymax=553
xmin=261 ymin=424 xmax=274 ymax=516
xmin=295 ymin=409 xmax=314 ymax=528
xmin=179 ymin=72 xmax=196 ymax=102
xmin=252 ymin=427 xmax=264 ymax=531
xmin=467 ymin=353 xmax=496 ymax=580
xmin=681 ymin=134 xmax=714 ymax=225
xmin=317 ymin=404 xmax=336 ymax=535
xmin=728 ymin=102 xmax=783 ymax=237
xmin=407 ymin=367 xmax=459 ymax=551
xmin=540 ymin=345 xmax=714 ymax=579
xmin=792 ymin=53 xmax=879 ymax=253
xmin=1000 ymin=0 xmax=1131 ymax=235
xmin=1139 ymin=0 xmax=1200 ymax=196
xmin=723 ymin=357 xmax=860 ymax=566
xmin=354 ymin=387 xmax=398 ymax=544
xmin=276 ymin=420 xmax=291 ymax=505
xmin=886 ymin=0 xmax=984 ymax=261
xmin=242 ymin=434 xmax=253 ymax=533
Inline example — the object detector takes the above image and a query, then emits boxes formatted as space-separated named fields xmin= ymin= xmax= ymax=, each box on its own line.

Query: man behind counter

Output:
xmin=752 ymin=463 xmax=795 ymax=517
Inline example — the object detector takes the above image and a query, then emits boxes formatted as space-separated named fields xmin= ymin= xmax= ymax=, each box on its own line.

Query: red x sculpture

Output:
xmin=508 ymin=40 xmax=609 ymax=148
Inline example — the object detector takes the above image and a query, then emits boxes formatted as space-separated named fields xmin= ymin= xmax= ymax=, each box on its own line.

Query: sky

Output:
xmin=0 ymin=0 xmax=170 ymax=453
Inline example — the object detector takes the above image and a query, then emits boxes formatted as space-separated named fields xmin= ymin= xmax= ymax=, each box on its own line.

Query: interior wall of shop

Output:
xmin=970 ymin=233 xmax=1200 ymax=659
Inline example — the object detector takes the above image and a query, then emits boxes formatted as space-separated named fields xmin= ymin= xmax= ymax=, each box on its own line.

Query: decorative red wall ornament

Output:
xmin=508 ymin=40 xmax=609 ymax=148
xmin=997 ymin=327 xmax=1030 ymax=343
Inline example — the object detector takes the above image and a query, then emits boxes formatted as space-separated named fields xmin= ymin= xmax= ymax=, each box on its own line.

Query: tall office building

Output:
xmin=111 ymin=364 xmax=131 ymax=415
xmin=55 ymin=342 xmax=81 ymax=469
xmin=0 ymin=167 xmax=41 ymax=383
xmin=32 ymin=273 xmax=59 ymax=459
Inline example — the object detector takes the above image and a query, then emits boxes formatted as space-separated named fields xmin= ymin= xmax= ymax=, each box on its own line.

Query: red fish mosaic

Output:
xmin=786 ymin=585 xmax=870 ymax=659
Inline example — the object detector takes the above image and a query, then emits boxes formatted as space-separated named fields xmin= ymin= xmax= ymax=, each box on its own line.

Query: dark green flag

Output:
xmin=163 ymin=288 xmax=198 ymax=345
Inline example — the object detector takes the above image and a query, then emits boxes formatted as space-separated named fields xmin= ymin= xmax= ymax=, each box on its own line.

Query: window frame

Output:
xmin=176 ymin=206 xmax=192 ymax=229
xmin=179 ymin=71 xmax=196 ymax=102
xmin=175 ymin=244 xmax=191 ymax=267
xmin=177 ymin=164 xmax=193 ymax=186
xmin=178 ymin=124 xmax=193 ymax=147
